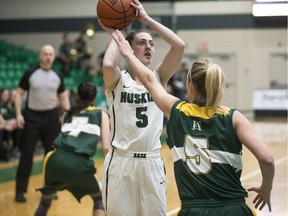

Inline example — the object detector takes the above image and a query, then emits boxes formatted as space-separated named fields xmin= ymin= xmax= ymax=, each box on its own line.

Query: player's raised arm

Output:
xmin=111 ymin=28 xmax=178 ymax=119
xmin=102 ymin=38 xmax=121 ymax=93
xmin=131 ymin=0 xmax=186 ymax=84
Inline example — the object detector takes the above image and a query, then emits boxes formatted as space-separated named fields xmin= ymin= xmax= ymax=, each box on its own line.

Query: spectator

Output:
xmin=74 ymin=31 xmax=88 ymax=71
xmin=96 ymin=51 xmax=105 ymax=77
xmin=84 ymin=51 xmax=107 ymax=109
xmin=0 ymin=106 xmax=17 ymax=161
xmin=0 ymin=88 xmax=18 ymax=159
xmin=94 ymin=52 xmax=107 ymax=109
xmin=58 ymin=32 xmax=73 ymax=76
xmin=168 ymin=62 xmax=188 ymax=101
xmin=14 ymin=44 xmax=70 ymax=202
xmin=86 ymin=52 xmax=105 ymax=79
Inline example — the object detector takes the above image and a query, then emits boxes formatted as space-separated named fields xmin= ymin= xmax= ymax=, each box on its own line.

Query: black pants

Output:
xmin=0 ymin=129 xmax=8 ymax=161
xmin=16 ymin=108 xmax=61 ymax=195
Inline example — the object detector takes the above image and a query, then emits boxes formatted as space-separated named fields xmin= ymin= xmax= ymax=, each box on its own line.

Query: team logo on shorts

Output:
xmin=133 ymin=153 xmax=147 ymax=158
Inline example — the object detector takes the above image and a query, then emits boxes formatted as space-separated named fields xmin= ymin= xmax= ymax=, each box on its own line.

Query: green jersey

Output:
xmin=166 ymin=100 xmax=247 ymax=202
xmin=53 ymin=106 xmax=102 ymax=157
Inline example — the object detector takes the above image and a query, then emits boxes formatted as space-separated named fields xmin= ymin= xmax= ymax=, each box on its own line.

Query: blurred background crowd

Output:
xmin=0 ymin=30 xmax=189 ymax=161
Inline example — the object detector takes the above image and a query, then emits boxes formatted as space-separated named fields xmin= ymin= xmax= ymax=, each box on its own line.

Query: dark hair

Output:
xmin=67 ymin=81 xmax=97 ymax=114
xmin=125 ymin=29 xmax=152 ymax=45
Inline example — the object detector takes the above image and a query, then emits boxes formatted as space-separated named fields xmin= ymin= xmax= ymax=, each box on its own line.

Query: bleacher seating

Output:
xmin=0 ymin=40 xmax=36 ymax=89
xmin=0 ymin=39 xmax=107 ymax=107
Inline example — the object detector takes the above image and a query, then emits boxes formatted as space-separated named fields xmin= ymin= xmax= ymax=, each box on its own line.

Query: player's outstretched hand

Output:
xmin=248 ymin=186 xmax=272 ymax=212
xmin=112 ymin=30 xmax=134 ymax=58
xmin=98 ymin=19 xmax=115 ymax=33
xmin=98 ymin=19 xmax=134 ymax=57
xmin=130 ymin=0 xmax=147 ymax=22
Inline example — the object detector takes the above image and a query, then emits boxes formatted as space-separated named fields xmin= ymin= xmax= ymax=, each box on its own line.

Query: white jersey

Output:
xmin=106 ymin=70 xmax=163 ymax=152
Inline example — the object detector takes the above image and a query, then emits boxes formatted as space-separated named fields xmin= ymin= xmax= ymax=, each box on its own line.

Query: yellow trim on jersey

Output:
xmin=246 ymin=203 xmax=257 ymax=216
xmin=171 ymin=145 xmax=242 ymax=172
xmin=86 ymin=106 xmax=98 ymax=111
xmin=42 ymin=150 xmax=55 ymax=185
xmin=175 ymin=102 xmax=230 ymax=119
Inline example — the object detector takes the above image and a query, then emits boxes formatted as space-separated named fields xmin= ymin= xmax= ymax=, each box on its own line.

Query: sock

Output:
xmin=34 ymin=196 xmax=52 ymax=216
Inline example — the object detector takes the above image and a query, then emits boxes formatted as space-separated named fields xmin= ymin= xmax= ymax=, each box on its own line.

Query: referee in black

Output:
xmin=14 ymin=44 xmax=70 ymax=202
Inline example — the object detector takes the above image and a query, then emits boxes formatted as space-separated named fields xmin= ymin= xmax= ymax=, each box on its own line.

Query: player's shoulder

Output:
xmin=86 ymin=105 xmax=99 ymax=111
xmin=85 ymin=106 xmax=107 ymax=115
xmin=51 ymin=67 xmax=64 ymax=79
xmin=25 ymin=64 xmax=40 ymax=74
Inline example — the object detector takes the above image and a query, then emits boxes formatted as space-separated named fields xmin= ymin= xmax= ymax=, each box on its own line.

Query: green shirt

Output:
xmin=167 ymin=100 xmax=247 ymax=201
xmin=53 ymin=106 xmax=102 ymax=157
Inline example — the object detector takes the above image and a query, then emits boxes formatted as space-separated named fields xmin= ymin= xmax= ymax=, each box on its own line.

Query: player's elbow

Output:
xmin=102 ymin=143 xmax=110 ymax=156
xmin=142 ymin=73 xmax=156 ymax=88
xmin=265 ymin=155 xmax=275 ymax=168
xmin=103 ymin=61 xmax=114 ymax=71
xmin=173 ymin=40 xmax=185 ymax=54
xmin=178 ymin=40 xmax=186 ymax=53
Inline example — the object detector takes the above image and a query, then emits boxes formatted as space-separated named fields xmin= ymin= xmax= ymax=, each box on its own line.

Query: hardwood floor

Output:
xmin=0 ymin=119 xmax=287 ymax=216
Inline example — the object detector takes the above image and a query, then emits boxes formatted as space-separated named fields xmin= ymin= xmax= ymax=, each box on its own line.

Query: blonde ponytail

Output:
xmin=205 ymin=63 xmax=225 ymax=111
xmin=188 ymin=58 xmax=227 ymax=115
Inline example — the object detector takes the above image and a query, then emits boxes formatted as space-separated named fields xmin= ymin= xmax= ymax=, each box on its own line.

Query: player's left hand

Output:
xmin=98 ymin=19 xmax=115 ymax=33
xmin=112 ymin=30 xmax=134 ymax=58
xmin=248 ymin=186 xmax=272 ymax=212
xmin=131 ymin=0 xmax=148 ymax=21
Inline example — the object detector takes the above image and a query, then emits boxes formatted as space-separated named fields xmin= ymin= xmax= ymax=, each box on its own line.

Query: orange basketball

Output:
xmin=97 ymin=0 xmax=137 ymax=30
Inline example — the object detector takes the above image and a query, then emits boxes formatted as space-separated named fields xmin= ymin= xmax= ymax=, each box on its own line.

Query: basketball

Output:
xmin=97 ymin=0 xmax=137 ymax=30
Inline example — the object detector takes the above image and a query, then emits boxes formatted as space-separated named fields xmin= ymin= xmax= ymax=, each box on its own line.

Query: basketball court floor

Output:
xmin=0 ymin=117 xmax=287 ymax=216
